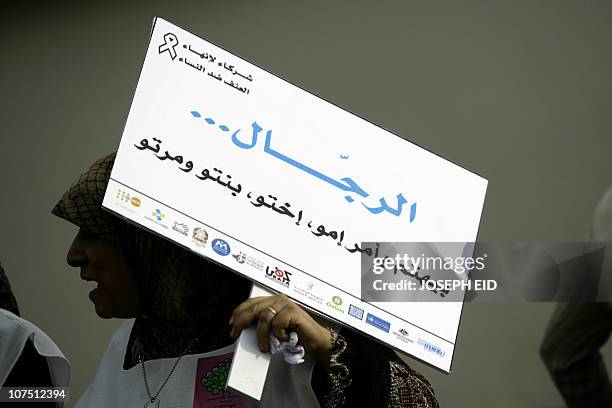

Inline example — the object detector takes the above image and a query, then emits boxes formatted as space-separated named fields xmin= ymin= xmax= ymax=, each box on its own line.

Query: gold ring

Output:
xmin=266 ymin=306 xmax=278 ymax=317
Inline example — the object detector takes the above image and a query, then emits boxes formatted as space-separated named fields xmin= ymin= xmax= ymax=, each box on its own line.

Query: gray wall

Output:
xmin=1 ymin=1 xmax=612 ymax=406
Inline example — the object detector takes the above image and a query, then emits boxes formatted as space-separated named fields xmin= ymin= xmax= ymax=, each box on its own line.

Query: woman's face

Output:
xmin=66 ymin=229 xmax=140 ymax=318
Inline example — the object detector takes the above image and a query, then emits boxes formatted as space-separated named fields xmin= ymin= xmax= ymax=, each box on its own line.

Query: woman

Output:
xmin=52 ymin=152 xmax=439 ymax=407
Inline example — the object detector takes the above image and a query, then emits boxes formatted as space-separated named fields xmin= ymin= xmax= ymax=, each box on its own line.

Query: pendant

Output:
xmin=144 ymin=398 xmax=160 ymax=407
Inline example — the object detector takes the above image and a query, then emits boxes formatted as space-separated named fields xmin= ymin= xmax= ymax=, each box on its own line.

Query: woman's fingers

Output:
xmin=255 ymin=305 xmax=280 ymax=352
xmin=228 ymin=294 xmax=332 ymax=366
xmin=270 ymin=306 xmax=295 ymax=342
xmin=230 ymin=296 xmax=270 ymax=321
xmin=230 ymin=295 xmax=290 ymax=339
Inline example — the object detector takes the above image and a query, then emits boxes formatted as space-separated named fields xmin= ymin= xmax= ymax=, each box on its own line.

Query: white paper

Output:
xmin=226 ymin=284 xmax=272 ymax=401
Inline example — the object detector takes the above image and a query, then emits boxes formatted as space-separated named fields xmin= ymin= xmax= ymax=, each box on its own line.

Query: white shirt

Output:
xmin=76 ymin=319 xmax=321 ymax=407
xmin=0 ymin=308 xmax=70 ymax=406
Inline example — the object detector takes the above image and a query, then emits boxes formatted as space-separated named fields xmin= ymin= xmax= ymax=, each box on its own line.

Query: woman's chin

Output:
xmin=93 ymin=304 xmax=114 ymax=319
xmin=89 ymin=289 xmax=114 ymax=319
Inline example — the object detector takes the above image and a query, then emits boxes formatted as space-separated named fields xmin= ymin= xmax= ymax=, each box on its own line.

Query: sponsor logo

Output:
xmin=116 ymin=189 xmax=131 ymax=203
xmin=233 ymin=252 xmax=246 ymax=264
xmin=212 ymin=239 xmax=231 ymax=256
xmin=152 ymin=209 xmax=165 ymax=221
xmin=418 ymin=338 xmax=445 ymax=357
xmin=232 ymin=251 xmax=264 ymax=270
xmin=392 ymin=328 xmax=413 ymax=344
xmin=293 ymin=281 xmax=323 ymax=305
xmin=114 ymin=189 xmax=140 ymax=212
xmin=366 ymin=313 xmax=391 ymax=333
xmin=192 ymin=227 xmax=208 ymax=247
xmin=265 ymin=266 xmax=292 ymax=288
xmin=348 ymin=304 xmax=364 ymax=320
xmin=144 ymin=208 xmax=168 ymax=228
xmin=172 ymin=222 xmax=189 ymax=236
xmin=326 ymin=296 xmax=345 ymax=313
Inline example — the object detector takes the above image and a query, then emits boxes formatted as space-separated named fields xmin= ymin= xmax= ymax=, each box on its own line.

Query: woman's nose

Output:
xmin=67 ymin=230 xmax=88 ymax=267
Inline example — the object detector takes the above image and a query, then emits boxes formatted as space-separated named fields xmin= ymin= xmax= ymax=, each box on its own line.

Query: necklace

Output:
xmin=136 ymin=338 xmax=199 ymax=408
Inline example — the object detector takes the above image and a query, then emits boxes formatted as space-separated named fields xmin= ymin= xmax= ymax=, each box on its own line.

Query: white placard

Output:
xmin=103 ymin=17 xmax=488 ymax=374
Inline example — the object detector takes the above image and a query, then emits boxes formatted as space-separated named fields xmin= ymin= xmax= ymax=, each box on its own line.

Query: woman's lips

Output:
xmin=80 ymin=271 xmax=95 ymax=282
xmin=88 ymin=283 xmax=101 ymax=300
xmin=82 ymin=271 xmax=100 ymax=300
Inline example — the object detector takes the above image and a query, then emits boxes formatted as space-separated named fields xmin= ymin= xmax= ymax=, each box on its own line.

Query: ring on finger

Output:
xmin=266 ymin=306 xmax=278 ymax=317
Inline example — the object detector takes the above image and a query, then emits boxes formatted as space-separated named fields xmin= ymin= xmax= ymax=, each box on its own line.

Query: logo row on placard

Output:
xmin=111 ymin=185 xmax=447 ymax=362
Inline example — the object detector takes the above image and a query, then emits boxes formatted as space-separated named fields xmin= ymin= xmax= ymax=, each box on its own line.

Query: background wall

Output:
xmin=1 ymin=1 xmax=612 ymax=406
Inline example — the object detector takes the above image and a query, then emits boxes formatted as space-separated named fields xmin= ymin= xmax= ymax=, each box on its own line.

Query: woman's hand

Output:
xmin=229 ymin=294 xmax=332 ymax=367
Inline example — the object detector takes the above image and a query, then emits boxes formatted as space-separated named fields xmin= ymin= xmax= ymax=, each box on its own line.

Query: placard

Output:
xmin=103 ymin=17 xmax=488 ymax=373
